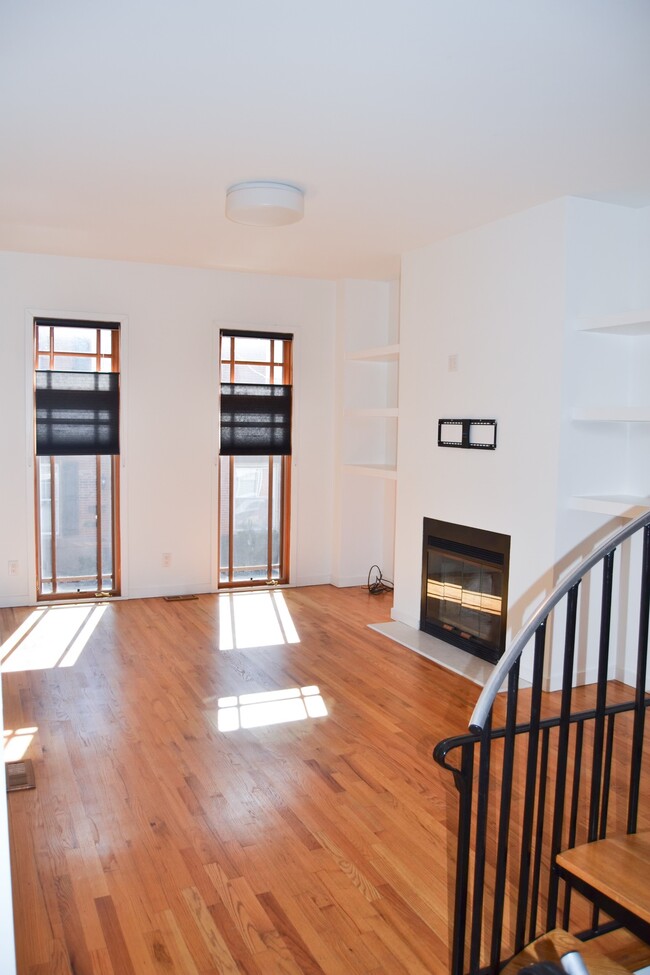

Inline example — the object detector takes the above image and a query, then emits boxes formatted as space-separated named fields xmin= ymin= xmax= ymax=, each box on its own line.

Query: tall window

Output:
xmin=219 ymin=330 xmax=292 ymax=587
xmin=34 ymin=318 xmax=120 ymax=599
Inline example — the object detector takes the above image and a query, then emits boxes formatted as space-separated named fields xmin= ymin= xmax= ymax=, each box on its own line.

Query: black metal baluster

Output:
xmin=590 ymin=712 xmax=616 ymax=932
xmin=469 ymin=713 xmax=492 ymax=974
xmin=450 ymin=742 xmax=475 ymax=975
xmin=489 ymin=661 xmax=520 ymax=973
xmin=547 ymin=582 xmax=580 ymax=928
xmin=588 ymin=550 xmax=615 ymax=842
xmin=562 ymin=720 xmax=584 ymax=929
xmin=628 ymin=525 xmax=650 ymax=835
xmin=514 ymin=621 xmax=547 ymax=952
xmin=599 ymin=713 xmax=615 ymax=840
xmin=528 ymin=726 xmax=550 ymax=943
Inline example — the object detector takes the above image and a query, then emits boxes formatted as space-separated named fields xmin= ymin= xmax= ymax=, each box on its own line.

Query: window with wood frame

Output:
xmin=218 ymin=330 xmax=292 ymax=587
xmin=34 ymin=318 xmax=121 ymax=599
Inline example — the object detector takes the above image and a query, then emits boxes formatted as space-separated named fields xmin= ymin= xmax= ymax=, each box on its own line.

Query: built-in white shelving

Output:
xmin=346 ymin=343 xmax=399 ymax=362
xmin=573 ymin=407 xmax=650 ymax=423
xmin=571 ymin=310 xmax=650 ymax=517
xmin=570 ymin=495 xmax=650 ymax=518
xmin=344 ymin=343 xmax=399 ymax=480
xmin=576 ymin=310 xmax=650 ymax=335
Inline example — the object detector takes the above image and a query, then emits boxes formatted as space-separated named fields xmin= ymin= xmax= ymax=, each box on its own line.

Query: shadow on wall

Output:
xmin=506 ymin=516 xmax=641 ymax=689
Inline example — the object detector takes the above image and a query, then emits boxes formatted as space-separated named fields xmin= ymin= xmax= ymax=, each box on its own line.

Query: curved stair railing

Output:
xmin=434 ymin=510 xmax=650 ymax=975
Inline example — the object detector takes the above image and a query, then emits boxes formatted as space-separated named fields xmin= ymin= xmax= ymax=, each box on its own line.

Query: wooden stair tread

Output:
xmin=556 ymin=832 xmax=650 ymax=926
xmin=595 ymin=928 xmax=650 ymax=972
xmin=501 ymin=928 xmax=631 ymax=974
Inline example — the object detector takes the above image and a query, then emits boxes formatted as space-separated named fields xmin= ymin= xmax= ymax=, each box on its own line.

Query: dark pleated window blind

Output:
xmin=35 ymin=371 xmax=120 ymax=456
xmin=220 ymin=383 xmax=292 ymax=456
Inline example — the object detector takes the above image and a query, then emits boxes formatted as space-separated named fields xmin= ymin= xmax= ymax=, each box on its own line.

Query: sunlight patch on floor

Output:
xmin=3 ymin=727 xmax=37 ymax=763
xmin=216 ymin=685 xmax=327 ymax=731
xmin=217 ymin=590 xmax=299 ymax=650
xmin=1 ymin=604 xmax=107 ymax=672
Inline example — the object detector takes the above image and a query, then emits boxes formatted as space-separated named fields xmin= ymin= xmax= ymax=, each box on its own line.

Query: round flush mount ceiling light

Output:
xmin=225 ymin=181 xmax=304 ymax=227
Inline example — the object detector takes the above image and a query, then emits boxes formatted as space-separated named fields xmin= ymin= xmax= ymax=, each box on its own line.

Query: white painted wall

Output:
xmin=394 ymin=197 xmax=650 ymax=691
xmin=394 ymin=200 xmax=567 ymax=641
xmin=0 ymin=251 xmax=337 ymax=605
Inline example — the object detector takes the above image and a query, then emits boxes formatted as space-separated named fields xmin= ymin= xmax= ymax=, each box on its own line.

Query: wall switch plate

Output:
xmin=438 ymin=418 xmax=497 ymax=450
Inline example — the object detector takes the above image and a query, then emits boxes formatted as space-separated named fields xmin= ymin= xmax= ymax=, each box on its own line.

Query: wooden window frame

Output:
xmin=218 ymin=332 xmax=292 ymax=589
xmin=33 ymin=321 xmax=121 ymax=601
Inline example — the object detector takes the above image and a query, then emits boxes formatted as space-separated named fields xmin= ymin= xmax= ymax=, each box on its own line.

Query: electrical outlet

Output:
xmin=162 ymin=553 xmax=172 ymax=568
xmin=8 ymin=560 xmax=18 ymax=576
xmin=448 ymin=353 xmax=459 ymax=372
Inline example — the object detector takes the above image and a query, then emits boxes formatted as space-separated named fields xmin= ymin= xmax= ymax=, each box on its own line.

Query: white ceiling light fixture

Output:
xmin=225 ymin=181 xmax=304 ymax=227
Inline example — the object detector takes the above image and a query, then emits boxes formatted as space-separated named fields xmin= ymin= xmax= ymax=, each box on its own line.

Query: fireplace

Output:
xmin=421 ymin=518 xmax=510 ymax=665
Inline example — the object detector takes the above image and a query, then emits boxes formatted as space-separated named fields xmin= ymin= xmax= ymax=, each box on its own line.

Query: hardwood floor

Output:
xmin=2 ymin=586 xmax=479 ymax=975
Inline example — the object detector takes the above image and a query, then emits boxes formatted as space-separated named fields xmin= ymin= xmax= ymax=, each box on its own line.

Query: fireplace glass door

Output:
xmin=421 ymin=519 xmax=510 ymax=664
xmin=426 ymin=551 xmax=503 ymax=648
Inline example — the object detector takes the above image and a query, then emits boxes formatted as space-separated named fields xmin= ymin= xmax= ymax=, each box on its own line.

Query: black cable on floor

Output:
xmin=367 ymin=564 xmax=394 ymax=595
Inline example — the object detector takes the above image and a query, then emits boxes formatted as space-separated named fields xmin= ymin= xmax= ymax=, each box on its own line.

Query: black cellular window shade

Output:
xmin=220 ymin=383 xmax=292 ymax=456
xmin=35 ymin=371 xmax=120 ymax=456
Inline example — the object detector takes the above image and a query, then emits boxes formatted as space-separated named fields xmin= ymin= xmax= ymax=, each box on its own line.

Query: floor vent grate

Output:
xmin=6 ymin=759 xmax=36 ymax=792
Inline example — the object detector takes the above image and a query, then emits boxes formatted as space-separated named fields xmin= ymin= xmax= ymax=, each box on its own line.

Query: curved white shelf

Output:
xmin=343 ymin=463 xmax=397 ymax=480
xmin=346 ymin=343 xmax=399 ymax=362
xmin=573 ymin=310 xmax=650 ymax=521
xmin=573 ymin=407 xmax=650 ymax=423
xmin=576 ymin=311 xmax=650 ymax=335
xmin=570 ymin=495 xmax=650 ymax=518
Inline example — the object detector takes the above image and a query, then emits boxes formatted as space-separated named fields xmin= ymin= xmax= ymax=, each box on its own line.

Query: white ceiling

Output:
xmin=2 ymin=1 xmax=650 ymax=280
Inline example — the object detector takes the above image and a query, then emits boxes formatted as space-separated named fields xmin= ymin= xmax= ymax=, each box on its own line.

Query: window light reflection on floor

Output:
xmin=1 ymin=604 xmax=107 ymax=672
xmin=3 ymin=727 xmax=37 ymax=763
xmin=217 ymin=685 xmax=327 ymax=731
xmin=218 ymin=590 xmax=300 ymax=650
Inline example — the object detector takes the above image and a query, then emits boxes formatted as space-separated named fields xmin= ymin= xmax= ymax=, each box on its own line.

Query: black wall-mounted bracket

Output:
xmin=437 ymin=418 xmax=497 ymax=450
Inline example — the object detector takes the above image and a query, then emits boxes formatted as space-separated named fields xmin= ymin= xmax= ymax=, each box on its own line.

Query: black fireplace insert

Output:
xmin=421 ymin=518 xmax=510 ymax=665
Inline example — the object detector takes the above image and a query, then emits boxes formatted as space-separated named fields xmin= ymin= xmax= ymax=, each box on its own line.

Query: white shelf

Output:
xmin=570 ymin=495 xmax=650 ymax=518
xmin=343 ymin=463 xmax=397 ymax=480
xmin=345 ymin=407 xmax=399 ymax=418
xmin=343 ymin=342 xmax=399 ymax=478
xmin=573 ymin=407 xmax=650 ymax=423
xmin=346 ymin=343 xmax=399 ymax=362
xmin=576 ymin=310 xmax=650 ymax=335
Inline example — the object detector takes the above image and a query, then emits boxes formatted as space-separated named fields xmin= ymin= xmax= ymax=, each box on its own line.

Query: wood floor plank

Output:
xmin=95 ymin=894 xmax=137 ymax=975
xmin=181 ymin=885 xmax=242 ymax=974
xmin=257 ymin=891 xmax=328 ymax=975
xmin=154 ymin=908 xmax=203 ymax=975
xmin=26 ymin=938 xmax=74 ymax=975
xmin=203 ymin=860 xmax=271 ymax=954
xmin=8 ymin=584 xmax=630 ymax=974
xmin=52 ymin=872 xmax=94 ymax=975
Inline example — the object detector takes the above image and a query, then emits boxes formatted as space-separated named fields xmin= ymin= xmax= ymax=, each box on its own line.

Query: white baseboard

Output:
xmin=125 ymin=582 xmax=214 ymax=600
xmin=0 ymin=594 xmax=33 ymax=609
xmin=330 ymin=574 xmax=370 ymax=588
xmin=291 ymin=574 xmax=334 ymax=587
